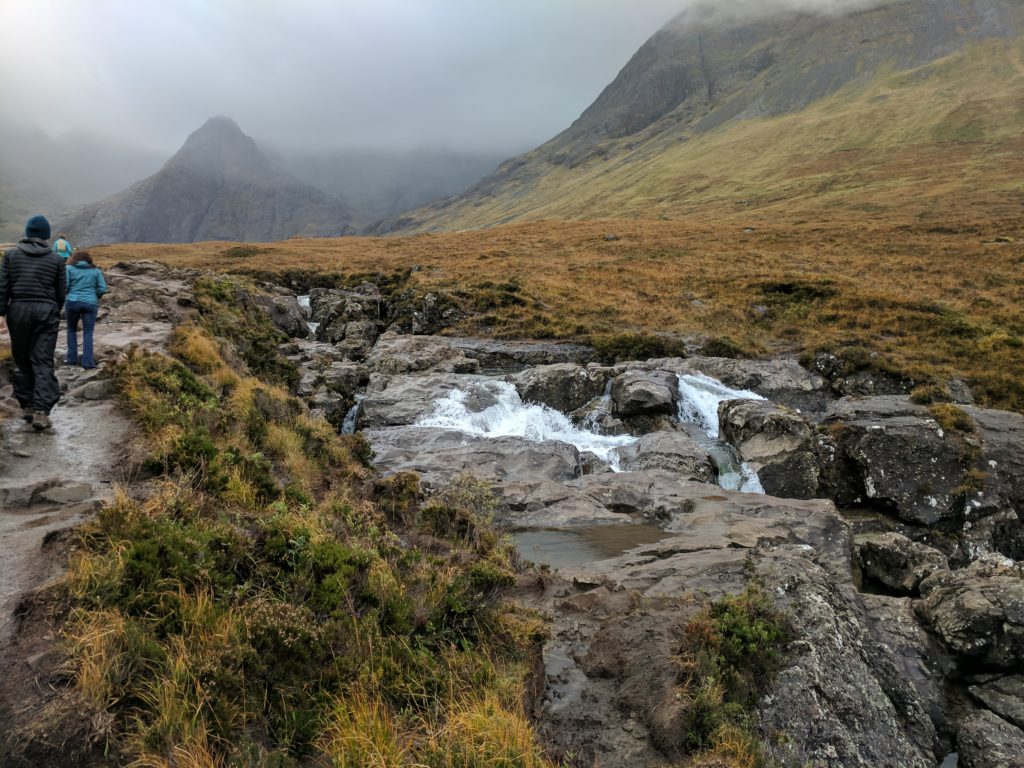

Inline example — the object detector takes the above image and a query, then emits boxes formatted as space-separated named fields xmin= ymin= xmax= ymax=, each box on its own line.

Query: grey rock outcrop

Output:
xmin=446 ymin=337 xmax=595 ymax=372
xmin=364 ymin=333 xmax=479 ymax=375
xmin=311 ymin=284 xmax=384 ymax=345
xmin=251 ymin=288 xmax=309 ymax=339
xmin=969 ymin=675 xmax=1024 ymax=731
xmin=819 ymin=397 xmax=968 ymax=524
xmin=917 ymin=554 xmax=1024 ymax=670
xmin=957 ymin=709 xmax=1024 ymax=768
xmin=510 ymin=363 xmax=606 ymax=413
xmin=855 ymin=532 xmax=948 ymax=596
xmin=611 ymin=371 xmax=677 ymax=418
xmin=527 ymin=491 xmax=937 ymax=767
xmin=612 ymin=431 xmax=714 ymax=482
xmin=719 ymin=398 xmax=819 ymax=498
xmin=358 ymin=374 xmax=494 ymax=428
xmin=676 ymin=356 xmax=827 ymax=412
xmin=366 ymin=427 xmax=582 ymax=487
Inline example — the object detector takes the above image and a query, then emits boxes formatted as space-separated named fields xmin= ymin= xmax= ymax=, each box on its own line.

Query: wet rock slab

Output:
xmin=365 ymin=427 xmax=582 ymax=486
xmin=524 ymin=489 xmax=937 ymax=768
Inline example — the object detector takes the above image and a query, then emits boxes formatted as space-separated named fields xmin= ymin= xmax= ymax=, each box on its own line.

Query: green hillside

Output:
xmin=388 ymin=1 xmax=1024 ymax=232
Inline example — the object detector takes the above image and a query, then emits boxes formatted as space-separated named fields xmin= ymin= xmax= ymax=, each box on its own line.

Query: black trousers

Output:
xmin=7 ymin=301 xmax=60 ymax=414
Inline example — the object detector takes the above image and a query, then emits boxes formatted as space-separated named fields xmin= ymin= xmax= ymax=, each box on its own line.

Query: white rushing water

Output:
xmin=676 ymin=372 xmax=764 ymax=439
xmin=296 ymin=295 xmax=320 ymax=337
xmin=676 ymin=373 xmax=765 ymax=494
xmin=416 ymin=380 xmax=636 ymax=468
xmin=341 ymin=394 xmax=364 ymax=435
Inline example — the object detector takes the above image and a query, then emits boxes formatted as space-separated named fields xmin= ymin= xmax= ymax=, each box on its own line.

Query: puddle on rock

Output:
xmin=513 ymin=524 xmax=669 ymax=571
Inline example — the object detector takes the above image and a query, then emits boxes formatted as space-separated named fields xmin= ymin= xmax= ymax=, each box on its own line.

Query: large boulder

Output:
xmin=719 ymin=398 xmax=819 ymax=498
xmin=611 ymin=371 xmax=677 ymax=418
xmin=251 ymin=288 xmax=309 ymax=338
xmin=855 ymin=532 xmax=948 ymax=596
xmin=365 ymin=426 xmax=582 ymax=486
xmin=956 ymin=709 xmax=1024 ymax=768
xmin=310 ymin=284 xmax=384 ymax=342
xmin=916 ymin=554 xmax=1024 ymax=670
xmin=364 ymin=333 xmax=479 ymax=375
xmin=612 ymin=431 xmax=714 ymax=482
xmin=358 ymin=374 xmax=495 ymax=428
xmin=321 ymin=361 xmax=370 ymax=399
xmin=819 ymin=397 xmax=969 ymax=525
xmin=510 ymin=363 xmax=606 ymax=414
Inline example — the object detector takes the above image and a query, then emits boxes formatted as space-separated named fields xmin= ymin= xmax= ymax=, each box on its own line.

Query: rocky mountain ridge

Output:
xmin=384 ymin=0 xmax=1024 ymax=232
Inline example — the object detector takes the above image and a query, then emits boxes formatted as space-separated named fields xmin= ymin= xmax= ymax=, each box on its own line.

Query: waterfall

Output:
xmin=676 ymin=372 xmax=764 ymax=438
xmin=416 ymin=380 xmax=636 ymax=468
xmin=297 ymin=294 xmax=320 ymax=338
xmin=676 ymin=373 xmax=765 ymax=494
xmin=341 ymin=394 xmax=364 ymax=435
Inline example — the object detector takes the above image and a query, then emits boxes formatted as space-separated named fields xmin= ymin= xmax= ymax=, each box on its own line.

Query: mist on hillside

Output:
xmin=0 ymin=0 xmax=904 ymax=239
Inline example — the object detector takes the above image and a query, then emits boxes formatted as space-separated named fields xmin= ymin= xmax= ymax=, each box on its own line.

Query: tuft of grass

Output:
xmin=592 ymin=332 xmax=690 ymax=364
xmin=676 ymin=583 xmax=791 ymax=766
xmin=928 ymin=403 xmax=975 ymax=434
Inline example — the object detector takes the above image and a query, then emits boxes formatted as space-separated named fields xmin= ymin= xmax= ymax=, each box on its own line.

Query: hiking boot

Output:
xmin=31 ymin=411 xmax=52 ymax=431
xmin=21 ymin=407 xmax=34 ymax=422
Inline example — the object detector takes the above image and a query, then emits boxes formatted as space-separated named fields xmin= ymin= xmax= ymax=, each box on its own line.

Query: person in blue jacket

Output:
xmin=64 ymin=250 xmax=107 ymax=369
xmin=53 ymin=232 xmax=75 ymax=261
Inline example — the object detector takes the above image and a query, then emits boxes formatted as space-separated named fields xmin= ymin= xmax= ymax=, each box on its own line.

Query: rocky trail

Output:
xmin=0 ymin=262 xmax=191 ymax=647
xmin=2 ymin=266 xmax=1024 ymax=766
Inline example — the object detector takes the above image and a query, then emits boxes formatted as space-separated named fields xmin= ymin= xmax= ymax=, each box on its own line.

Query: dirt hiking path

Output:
xmin=0 ymin=262 xmax=192 ymax=647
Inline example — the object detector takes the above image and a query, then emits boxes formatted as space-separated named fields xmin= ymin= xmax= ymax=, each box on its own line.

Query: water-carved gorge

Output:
xmin=276 ymin=279 xmax=1024 ymax=768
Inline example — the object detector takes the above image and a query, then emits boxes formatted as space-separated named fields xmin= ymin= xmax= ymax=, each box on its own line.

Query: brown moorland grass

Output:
xmin=95 ymin=214 xmax=1024 ymax=410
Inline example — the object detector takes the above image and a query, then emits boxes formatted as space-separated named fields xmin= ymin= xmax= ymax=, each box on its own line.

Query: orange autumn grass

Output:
xmin=95 ymin=214 xmax=1024 ymax=411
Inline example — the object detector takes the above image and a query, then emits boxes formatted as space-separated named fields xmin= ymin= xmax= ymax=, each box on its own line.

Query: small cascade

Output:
xmin=296 ymin=294 xmax=320 ymax=338
xmin=416 ymin=380 xmax=636 ymax=468
xmin=579 ymin=380 xmax=614 ymax=433
xmin=676 ymin=373 xmax=765 ymax=494
xmin=676 ymin=373 xmax=763 ymax=438
xmin=341 ymin=394 xmax=364 ymax=435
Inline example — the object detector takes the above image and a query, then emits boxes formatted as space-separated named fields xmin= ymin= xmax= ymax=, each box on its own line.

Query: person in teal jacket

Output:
xmin=53 ymin=232 xmax=75 ymax=261
xmin=64 ymin=250 xmax=107 ymax=369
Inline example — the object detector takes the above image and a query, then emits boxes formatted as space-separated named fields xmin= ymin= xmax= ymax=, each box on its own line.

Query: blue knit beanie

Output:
xmin=25 ymin=214 xmax=51 ymax=240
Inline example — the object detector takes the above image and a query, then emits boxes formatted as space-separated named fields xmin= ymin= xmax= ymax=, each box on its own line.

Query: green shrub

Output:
xmin=592 ymin=332 xmax=690 ymax=363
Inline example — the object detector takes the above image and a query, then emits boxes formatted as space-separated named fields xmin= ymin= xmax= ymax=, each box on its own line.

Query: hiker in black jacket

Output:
xmin=0 ymin=215 xmax=66 ymax=430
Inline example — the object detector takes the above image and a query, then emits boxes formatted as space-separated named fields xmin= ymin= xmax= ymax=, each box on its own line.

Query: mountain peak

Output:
xmin=170 ymin=115 xmax=267 ymax=178
xmin=194 ymin=115 xmax=245 ymax=138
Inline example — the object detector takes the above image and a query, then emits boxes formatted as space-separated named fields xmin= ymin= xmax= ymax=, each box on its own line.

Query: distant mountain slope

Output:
xmin=63 ymin=117 xmax=358 ymax=246
xmin=385 ymin=0 xmax=1024 ymax=232
xmin=0 ymin=122 xmax=166 ymax=241
xmin=275 ymin=148 xmax=505 ymax=222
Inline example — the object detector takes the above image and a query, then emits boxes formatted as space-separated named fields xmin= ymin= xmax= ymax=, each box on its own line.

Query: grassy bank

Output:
xmin=50 ymin=278 xmax=551 ymax=766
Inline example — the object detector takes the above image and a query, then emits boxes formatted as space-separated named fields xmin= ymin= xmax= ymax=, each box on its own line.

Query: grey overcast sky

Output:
xmin=0 ymin=0 xmax=689 ymax=154
xmin=0 ymin=0 xmax=886 ymax=155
